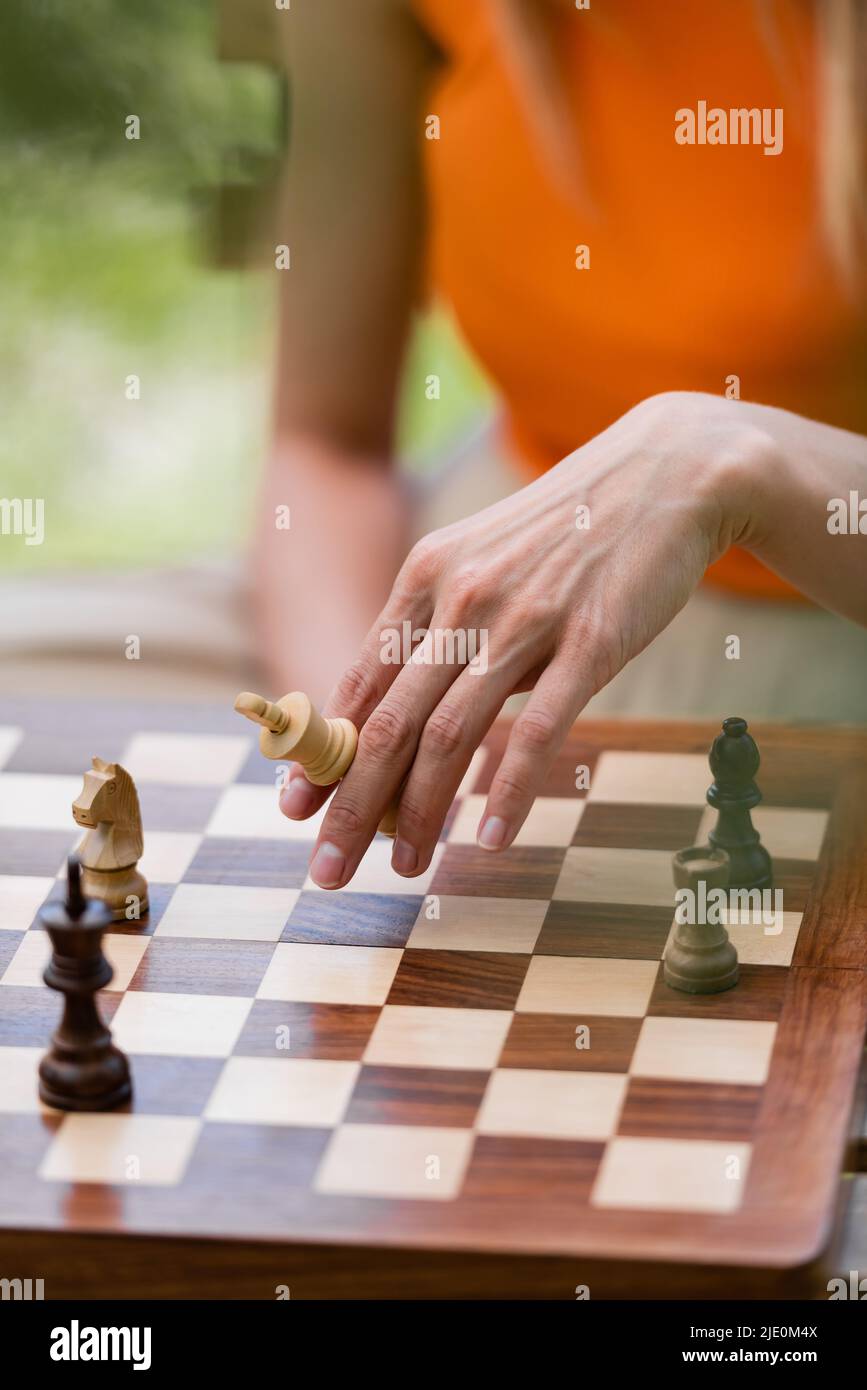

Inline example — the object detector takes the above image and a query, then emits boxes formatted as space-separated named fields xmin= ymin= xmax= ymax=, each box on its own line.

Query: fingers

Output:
xmin=386 ymin=645 xmax=536 ymax=876
xmin=476 ymin=655 xmax=593 ymax=850
xmin=308 ymin=645 xmax=469 ymax=887
xmin=279 ymin=572 xmax=435 ymax=824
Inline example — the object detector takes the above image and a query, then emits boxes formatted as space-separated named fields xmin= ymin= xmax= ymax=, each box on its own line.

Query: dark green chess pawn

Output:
xmin=706 ymin=716 xmax=773 ymax=892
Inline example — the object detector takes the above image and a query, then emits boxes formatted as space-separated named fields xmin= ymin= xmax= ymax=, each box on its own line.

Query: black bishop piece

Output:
xmin=706 ymin=717 xmax=773 ymax=892
xmin=38 ymin=856 xmax=132 ymax=1111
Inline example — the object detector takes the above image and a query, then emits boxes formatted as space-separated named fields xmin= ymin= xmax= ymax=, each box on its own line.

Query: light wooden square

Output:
xmin=407 ymin=895 xmax=547 ymax=953
xmin=122 ymin=732 xmax=251 ymax=787
xmin=631 ymin=1016 xmax=777 ymax=1085
xmin=696 ymin=805 xmax=829 ymax=862
xmin=0 ymin=773 xmax=81 ymax=829
xmin=588 ymin=752 xmax=709 ymax=806
xmin=315 ymin=1123 xmax=474 ymax=1200
xmin=156 ymin=884 xmax=299 ymax=942
xmin=64 ymin=831 xmax=201 ymax=886
xmin=257 ymin=942 xmax=402 ymax=1006
xmin=722 ymin=909 xmax=803 ymax=965
xmin=0 ymin=1046 xmax=44 ymax=1114
xmin=303 ymin=839 xmax=445 ymax=895
xmin=364 ymin=1005 xmax=512 ymax=1070
xmin=0 ymin=875 xmax=53 ymax=932
xmin=111 ymin=991 xmax=252 ymax=1058
xmin=663 ymin=910 xmax=803 ymax=967
xmin=136 ymin=831 xmax=202 ymax=885
xmin=206 ymin=783 xmax=326 ymax=840
xmin=39 ymin=1114 xmax=201 ymax=1186
xmin=0 ymin=726 xmax=22 ymax=771
xmin=457 ymin=747 xmax=490 ymax=797
xmin=447 ymin=795 xmax=585 ymax=847
xmin=592 ymin=1137 xmax=752 ymax=1213
xmin=516 ymin=955 xmax=658 ymax=1017
xmin=1 ymin=930 xmax=149 ymax=991
xmin=205 ymin=1056 xmax=359 ymax=1127
xmin=554 ymin=847 xmax=675 ymax=906
xmin=477 ymin=1068 xmax=627 ymax=1140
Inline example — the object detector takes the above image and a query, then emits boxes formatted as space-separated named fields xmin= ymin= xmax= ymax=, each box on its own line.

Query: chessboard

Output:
xmin=0 ymin=698 xmax=865 ymax=1299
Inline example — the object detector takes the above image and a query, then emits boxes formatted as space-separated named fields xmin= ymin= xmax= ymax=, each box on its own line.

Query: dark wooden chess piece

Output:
xmin=38 ymin=856 xmax=132 ymax=1112
xmin=706 ymin=716 xmax=773 ymax=891
xmin=664 ymin=845 xmax=739 ymax=994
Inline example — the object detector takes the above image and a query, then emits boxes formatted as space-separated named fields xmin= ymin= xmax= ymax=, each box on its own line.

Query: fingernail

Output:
xmin=310 ymin=842 xmax=345 ymax=888
xmin=478 ymin=815 xmax=508 ymax=850
xmin=281 ymin=776 xmax=316 ymax=819
xmin=392 ymin=839 xmax=418 ymax=875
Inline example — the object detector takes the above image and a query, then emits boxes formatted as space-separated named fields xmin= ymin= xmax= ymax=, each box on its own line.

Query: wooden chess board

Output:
xmin=0 ymin=699 xmax=865 ymax=1299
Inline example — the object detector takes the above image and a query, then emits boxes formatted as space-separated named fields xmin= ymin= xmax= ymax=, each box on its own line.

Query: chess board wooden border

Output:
xmin=0 ymin=706 xmax=865 ymax=1299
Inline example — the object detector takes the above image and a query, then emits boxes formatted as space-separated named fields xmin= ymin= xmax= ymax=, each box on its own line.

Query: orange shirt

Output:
xmin=413 ymin=0 xmax=867 ymax=598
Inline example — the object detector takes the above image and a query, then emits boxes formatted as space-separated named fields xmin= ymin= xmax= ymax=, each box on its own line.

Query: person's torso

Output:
xmin=415 ymin=0 xmax=867 ymax=471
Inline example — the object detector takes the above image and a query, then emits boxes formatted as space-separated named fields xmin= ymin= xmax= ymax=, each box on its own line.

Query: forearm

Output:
xmin=741 ymin=403 xmax=867 ymax=625
xmin=274 ymin=0 xmax=431 ymax=456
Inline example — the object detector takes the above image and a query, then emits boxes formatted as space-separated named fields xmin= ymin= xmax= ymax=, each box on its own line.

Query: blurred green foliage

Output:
xmin=0 ymin=0 xmax=489 ymax=572
xmin=0 ymin=1 xmax=276 ymax=181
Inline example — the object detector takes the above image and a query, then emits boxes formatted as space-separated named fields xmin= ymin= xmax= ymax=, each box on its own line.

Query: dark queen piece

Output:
xmin=38 ymin=857 xmax=132 ymax=1112
xmin=706 ymin=716 xmax=773 ymax=892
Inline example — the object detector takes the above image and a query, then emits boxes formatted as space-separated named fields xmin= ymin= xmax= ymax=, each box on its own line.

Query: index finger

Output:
xmin=278 ymin=575 xmax=434 ymax=821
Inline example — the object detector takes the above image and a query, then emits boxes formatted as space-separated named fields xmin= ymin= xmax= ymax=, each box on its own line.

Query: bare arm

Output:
xmin=740 ymin=402 xmax=867 ymax=626
xmin=256 ymin=1 xmax=436 ymax=700
xmin=277 ymin=390 xmax=867 ymax=886
xmin=275 ymin=0 xmax=435 ymax=453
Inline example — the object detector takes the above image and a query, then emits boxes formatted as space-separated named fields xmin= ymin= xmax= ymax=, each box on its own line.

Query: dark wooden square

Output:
xmin=0 ymin=982 xmax=120 ymax=1047
xmin=499 ymin=1012 xmax=642 ymax=1072
xmin=182 ymin=1123 xmax=332 ymax=1209
xmin=235 ymin=745 xmax=281 ymax=785
xmin=39 ymin=878 xmax=171 ymax=934
xmin=431 ymin=844 xmax=566 ymax=899
xmin=462 ymin=1136 xmax=605 ymax=1202
xmin=184 ymin=836 xmax=312 ymax=888
xmin=0 ymin=931 xmax=25 ymax=975
xmin=388 ymin=948 xmax=530 ymax=1010
xmin=234 ymin=999 xmax=380 ymax=1061
xmin=773 ymin=860 xmax=816 ymax=914
xmin=123 ymin=1057 xmax=224 ymax=1116
xmin=618 ymin=1077 xmax=762 ymax=1141
xmin=136 ymin=783 xmax=222 ymax=833
xmin=536 ymin=900 xmax=673 ymax=959
xmin=345 ymin=1065 xmax=489 ymax=1128
xmin=0 ymin=830 xmax=77 ymax=877
xmin=648 ymin=962 xmax=788 ymax=1021
xmin=283 ymin=891 xmax=421 ymax=947
xmin=4 ymin=732 xmax=111 ymax=776
xmin=572 ymin=802 xmax=704 ymax=851
xmin=129 ymin=937 xmax=275 ymax=997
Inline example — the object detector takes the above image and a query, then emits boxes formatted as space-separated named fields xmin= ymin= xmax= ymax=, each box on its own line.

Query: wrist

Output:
xmin=685 ymin=398 xmax=782 ymax=560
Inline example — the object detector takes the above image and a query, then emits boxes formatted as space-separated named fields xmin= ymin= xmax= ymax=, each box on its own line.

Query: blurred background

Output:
xmin=3 ymin=1 xmax=865 ymax=722
xmin=0 ymin=0 xmax=495 ymax=697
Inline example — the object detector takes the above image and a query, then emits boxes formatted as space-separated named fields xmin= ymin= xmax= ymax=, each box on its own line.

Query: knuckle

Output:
xmin=403 ymin=533 xmax=446 ymax=589
xmin=360 ymin=703 xmax=416 ymax=758
xmin=449 ymin=563 xmax=481 ymax=596
xmin=491 ymin=769 xmax=531 ymax=804
xmin=325 ymin=799 xmax=367 ymax=837
xmin=391 ymin=795 xmax=428 ymax=840
xmin=422 ymin=705 xmax=467 ymax=758
xmin=567 ymin=610 xmax=618 ymax=692
xmin=513 ymin=594 xmax=556 ymax=639
xmin=332 ymin=660 xmax=379 ymax=713
xmin=447 ymin=564 xmax=496 ymax=617
xmin=513 ymin=706 xmax=560 ymax=753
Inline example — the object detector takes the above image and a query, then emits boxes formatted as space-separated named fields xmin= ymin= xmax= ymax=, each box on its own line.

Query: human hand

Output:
xmin=282 ymin=391 xmax=773 ymax=886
